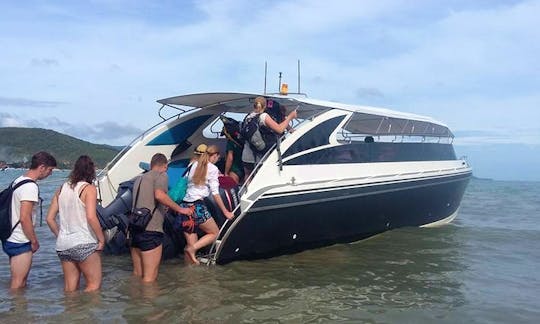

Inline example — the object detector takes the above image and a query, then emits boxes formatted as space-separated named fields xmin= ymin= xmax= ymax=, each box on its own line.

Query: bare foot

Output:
xmin=184 ymin=245 xmax=200 ymax=265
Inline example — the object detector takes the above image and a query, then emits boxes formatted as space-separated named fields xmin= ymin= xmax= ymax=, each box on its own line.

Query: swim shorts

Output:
xmin=131 ymin=231 xmax=164 ymax=251
xmin=178 ymin=201 xmax=212 ymax=233
xmin=2 ymin=241 xmax=32 ymax=257
xmin=57 ymin=243 xmax=99 ymax=262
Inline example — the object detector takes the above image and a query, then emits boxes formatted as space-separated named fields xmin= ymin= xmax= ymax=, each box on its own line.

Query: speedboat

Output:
xmin=96 ymin=92 xmax=472 ymax=264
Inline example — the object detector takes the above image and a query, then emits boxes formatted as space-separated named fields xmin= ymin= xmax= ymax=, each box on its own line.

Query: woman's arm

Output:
xmin=213 ymin=193 xmax=234 ymax=219
xmin=207 ymin=164 xmax=234 ymax=219
xmin=264 ymin=110 xmax=297 ymax=134
xmin=46 ymin=188 xmax=61 ymax=237
xmin=83 ymin=185 xmax=106 ymax=251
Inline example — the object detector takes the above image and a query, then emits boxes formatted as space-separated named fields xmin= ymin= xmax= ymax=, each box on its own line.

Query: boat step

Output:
xmin=198 ymin=253 xmax=216 ymax=266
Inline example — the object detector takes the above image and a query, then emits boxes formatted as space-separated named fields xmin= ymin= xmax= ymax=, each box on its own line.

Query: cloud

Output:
xmin=30 ymin=58 xmax=59 ymax=67
xmin=0 ymin=112 xmax=24 ymax=127
xmin=0 ymin=96 xmax=66 ymax=108
xmin=0 ymin=1 xmax=539 ymax=159
xmin=355 ymin=87 xmax=385 ymax=100
xmin=452 ymin=127 xmax=540 ymax=145
xmin=0 ymin=112 xmax=142 ymax=145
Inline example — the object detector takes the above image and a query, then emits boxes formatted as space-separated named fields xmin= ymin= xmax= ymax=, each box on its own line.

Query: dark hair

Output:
xmin=68 ymin=155 xmax=96 ymax=186
xmin=30 ymin=151 xmax=57 ymax=169
xmin=150 ymin=153 xmax=168 ymax=167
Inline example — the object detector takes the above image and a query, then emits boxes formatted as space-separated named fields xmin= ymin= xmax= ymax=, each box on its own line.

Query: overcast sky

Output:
xmin=0 ymin=1 xmax=539 ymax=180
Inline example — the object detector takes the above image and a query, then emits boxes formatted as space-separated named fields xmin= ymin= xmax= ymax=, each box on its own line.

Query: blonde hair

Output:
xmin=253 ymin=96 xmax=267 ymax=113
xmin=192 ymin=145 xmax=219 ymax=186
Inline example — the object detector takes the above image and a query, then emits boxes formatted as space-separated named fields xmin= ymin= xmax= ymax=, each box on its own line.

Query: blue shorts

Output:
xmin=2 ymin=241 xmax=32 ymax=257
xmin=177 ymin=201 xmax=212 ymax=233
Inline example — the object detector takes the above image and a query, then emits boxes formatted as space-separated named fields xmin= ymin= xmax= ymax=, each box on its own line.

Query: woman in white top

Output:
xmin=179 ymin=145 xmax=234 ymax=264
xmin=46 ymin=155 xmax=105 ymax=292
xmin=242 ymin=96 xmax=297 ymax=176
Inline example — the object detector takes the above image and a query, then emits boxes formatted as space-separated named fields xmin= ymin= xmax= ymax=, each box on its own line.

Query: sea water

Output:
xmin=0 ymin=169 xmax=539 ymax=323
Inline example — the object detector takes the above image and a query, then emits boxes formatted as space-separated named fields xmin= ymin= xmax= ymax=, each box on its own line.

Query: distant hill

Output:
xmin=0 ymin=127 xmax=121 ymax=169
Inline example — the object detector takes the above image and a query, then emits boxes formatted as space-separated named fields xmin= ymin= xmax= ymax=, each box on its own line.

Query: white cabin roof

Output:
xmin=157 ymin=92 xmax=452 ymax=137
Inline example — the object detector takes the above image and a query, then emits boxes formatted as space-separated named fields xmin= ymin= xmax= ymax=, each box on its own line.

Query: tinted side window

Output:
xmin=284 ymin=143 xmax=457 ymax=165
xmin=283 ymin=116 xmax=345 ymax=158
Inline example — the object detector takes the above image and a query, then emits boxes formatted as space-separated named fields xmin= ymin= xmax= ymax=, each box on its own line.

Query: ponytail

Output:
xmin=192 ymin=145 xmax=219 ymax=185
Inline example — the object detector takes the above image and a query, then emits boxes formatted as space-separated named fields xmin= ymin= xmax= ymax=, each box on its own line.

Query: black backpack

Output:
xmin=266 ymin=99 xmax=285 ymax=123
xmin=0 ymin=179 xmax=36 ymax=242
xmin=241 ymin=114 xmax=276 ymax=155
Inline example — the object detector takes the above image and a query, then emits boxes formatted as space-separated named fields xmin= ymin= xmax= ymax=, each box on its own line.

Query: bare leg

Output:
xmin=183 ymin=232 xmax=199 ymax=265
xmin=141 ymin=244 xmax=162 ymax=283
xmin=79 ymin=252 xmax=102 ymax=292
xmin=229 ymin=171 xmax=240 ymax=184
xmin=9 ymin=251 xmax=33 ymax=289
xmin=130 ymin=247 xmax=143 ymax=277
xmin=194 ymin=218 xmax=219 ymax=251
xmin=61 ymin=260 xmax=81 ymax=292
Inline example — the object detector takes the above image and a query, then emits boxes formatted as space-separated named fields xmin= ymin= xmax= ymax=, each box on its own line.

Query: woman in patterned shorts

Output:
xmin=46 ymin=155 xmax=105 ymax=292
xmin=179 ymin=145 xmax=234 ymax=264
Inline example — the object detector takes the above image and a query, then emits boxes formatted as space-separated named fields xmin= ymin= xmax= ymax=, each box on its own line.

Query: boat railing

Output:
xmin=338 ymin=132 xmax=454 ymax=144
xmin=97 ymin=105 xmax=197 ymax=178
xmin=96 ymin=105 xmax=197 ymax=203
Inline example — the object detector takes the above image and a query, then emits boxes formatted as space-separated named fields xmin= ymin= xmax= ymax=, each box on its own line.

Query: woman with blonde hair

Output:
xmin=241 ymin=96 xmax=297 ymax=176
xmin=179 ymin=145 xmax=234 ymax=264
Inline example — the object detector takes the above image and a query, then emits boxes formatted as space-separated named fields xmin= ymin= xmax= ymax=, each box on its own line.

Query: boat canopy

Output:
xmin=157 ymin=92 xmax=453 ymax=138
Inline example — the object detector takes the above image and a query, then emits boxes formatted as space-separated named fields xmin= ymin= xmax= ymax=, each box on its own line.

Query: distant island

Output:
xmin=472 ymin=175 xmax=493 ymax=181
xmin=0 ymin=127 xmax=121 ymax=169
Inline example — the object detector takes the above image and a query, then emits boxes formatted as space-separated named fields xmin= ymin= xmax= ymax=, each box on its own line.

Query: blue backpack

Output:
xmin=0 ymin=179 xmax=36 ymax=242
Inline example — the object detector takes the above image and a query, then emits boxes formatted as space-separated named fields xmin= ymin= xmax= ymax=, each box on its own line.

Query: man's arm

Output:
xmin=19 ymin=201 xmax=39 ymax=252
xmin=155 ymin=189 xmax=193 ymax=215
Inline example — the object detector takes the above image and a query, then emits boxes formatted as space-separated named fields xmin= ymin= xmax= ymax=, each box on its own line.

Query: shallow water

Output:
xmin=1 ymin=170 xmax=539 ymax=323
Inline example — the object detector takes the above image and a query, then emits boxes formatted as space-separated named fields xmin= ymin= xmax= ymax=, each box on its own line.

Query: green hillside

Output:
xmin=0 ymin=127 xmax=121 ymax=169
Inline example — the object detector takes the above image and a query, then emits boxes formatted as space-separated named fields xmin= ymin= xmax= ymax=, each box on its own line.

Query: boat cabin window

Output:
xmin=148 ymin=115 xmax=213 ymax=146
xmin=282 ymin=116 xmax=346 ymax=158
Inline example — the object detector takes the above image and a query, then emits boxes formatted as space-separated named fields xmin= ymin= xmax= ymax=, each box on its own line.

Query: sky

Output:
xmin=0 ymin=0 xmax=539 ymax=181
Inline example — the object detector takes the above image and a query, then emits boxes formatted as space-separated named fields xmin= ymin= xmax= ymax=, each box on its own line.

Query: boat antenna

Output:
xmin=297 ymin=59 xmax=301 ymax=94
xmin=264 ymin=61 xmax=267 ymax=94
xmin=278 ymin=72 xmax=282 ymax=92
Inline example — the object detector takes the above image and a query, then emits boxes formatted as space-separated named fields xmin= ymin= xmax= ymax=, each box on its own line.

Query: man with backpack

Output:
xmin=241 ymin=96 xmax=297 ymax=178
xmin=1 ymin=151 xmax=57 ymax=289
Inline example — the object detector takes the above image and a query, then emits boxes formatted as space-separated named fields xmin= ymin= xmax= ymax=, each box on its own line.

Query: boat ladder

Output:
xmin=198 ymin=218 xmax=232 ymax=266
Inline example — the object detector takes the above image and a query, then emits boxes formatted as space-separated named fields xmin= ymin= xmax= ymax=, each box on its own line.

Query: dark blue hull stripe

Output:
xmin=251 ymin=172 xmax=471 ymax=211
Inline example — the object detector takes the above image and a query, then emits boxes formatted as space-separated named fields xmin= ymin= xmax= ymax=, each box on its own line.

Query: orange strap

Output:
xmin=181 ymin=205 xmax=196 ymax=232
